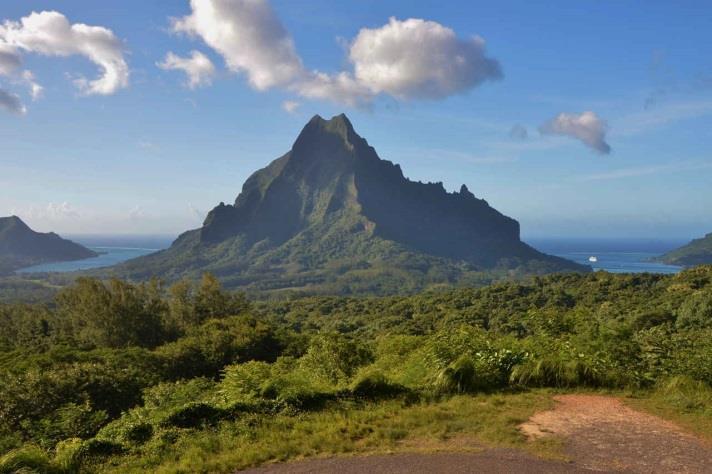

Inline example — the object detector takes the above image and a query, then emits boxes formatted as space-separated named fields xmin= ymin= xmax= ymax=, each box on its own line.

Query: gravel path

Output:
xmin=240 ymin=449 xmax=600 ymax=473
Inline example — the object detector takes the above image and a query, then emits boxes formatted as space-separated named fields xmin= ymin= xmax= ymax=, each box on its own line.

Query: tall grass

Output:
xmin=0 ymin=445 xmax=59 ymax=474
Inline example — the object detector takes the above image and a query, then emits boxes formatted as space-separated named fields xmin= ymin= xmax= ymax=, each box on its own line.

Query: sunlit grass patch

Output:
xmin=99 ymin=390 xmax=553 ymax=473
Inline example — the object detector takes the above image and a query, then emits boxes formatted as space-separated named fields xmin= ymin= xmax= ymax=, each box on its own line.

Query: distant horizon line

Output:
xmin=60 ymin=233 xmax=692 ymax=242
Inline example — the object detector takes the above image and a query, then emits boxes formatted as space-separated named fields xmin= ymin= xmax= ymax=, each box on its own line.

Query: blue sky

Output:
xmin=1 ymin=0 xmax=711 ymax=239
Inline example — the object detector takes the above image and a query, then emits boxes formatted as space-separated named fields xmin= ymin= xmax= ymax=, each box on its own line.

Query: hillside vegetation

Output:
xmin=658 ymin=233 xmax=712 ymax=266
xmin=0 ymin=267 xmax=711 ymax=472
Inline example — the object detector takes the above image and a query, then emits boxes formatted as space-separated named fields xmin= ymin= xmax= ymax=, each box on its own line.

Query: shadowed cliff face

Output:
xmin=198 ymin=113 xmax=558 ymax=267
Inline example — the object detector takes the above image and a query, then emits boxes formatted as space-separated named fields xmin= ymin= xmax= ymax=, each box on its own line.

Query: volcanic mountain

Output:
xmin=115 ymin=114 xmax=586 ymax=294
xmin=0 ymin=216 xmax=97 ymax=274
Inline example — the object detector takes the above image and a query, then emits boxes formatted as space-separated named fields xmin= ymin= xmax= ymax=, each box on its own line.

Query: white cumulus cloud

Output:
xmin=172 ymin=0 xmax=302 ymax=91
xmin=167 ymin=0 xmax=501 ymax=106
xmin=0 ymin=10 xmax=129 ymax=96
xmin=539 ymin=111 xmax=611 ymax=154
xmin=348 ymin=17 xmax=502 ymax=100
xmin=158 ymin=50 xmax=216 ymax=89
xmin=292 ymin=71 xmax=373 ymax=106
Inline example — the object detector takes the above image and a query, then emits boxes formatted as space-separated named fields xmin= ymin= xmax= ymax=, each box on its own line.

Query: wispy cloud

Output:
xmin=281 ymin=100 xmax=299 ymax=113
xmin=157 ymin=50 xmax=216 ymax=89
xmin=11 ymin=201 xmax=81 ymax=221
xmin=138 ymin=140 xmax=160 ymax=152
xmin=577 ymin=161 xmax=712 ymax=181
xmin=614 ymin=100 xmax=712 ymax=137
xmin=188 ymin=203 xmax=204 ymax=221
xmin=397 ymin=147 xmax=518 ymax=165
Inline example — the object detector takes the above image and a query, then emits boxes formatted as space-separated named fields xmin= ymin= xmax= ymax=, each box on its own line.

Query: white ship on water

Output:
xmin=588 ymin=256 xmax=598 ymax=263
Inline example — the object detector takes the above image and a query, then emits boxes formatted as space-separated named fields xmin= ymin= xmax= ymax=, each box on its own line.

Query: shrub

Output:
xmin=124 ymin=422 xmax=154 ymax=444
xmin=676 ymin=291 xmax=712 ymax=329
xmin=258 ymin=374 xmax=335 ymax=410
xmin=26 ymin=402 xmax=108 ymax=449
xmin=299 ymin=334 xmax=373 ymax=385
xmin=162 ymin=403 xmax=228 ymax=428
xmin=219 ymin=361 xmax=273 ymax=403
xmin=156 ymin=316 xmax=281 ymax=380
xmin=433 ymin=356 xmax=478 ymax=394
xmin=53 ymin=438 xmax=83 ymax=472
xmin=350 ymin=370 xmax=407 ymax=400
xmin=509 ymin=357 xmax=606 ymax=388
xmin=75 ymin=439 xmax=124 ymax=460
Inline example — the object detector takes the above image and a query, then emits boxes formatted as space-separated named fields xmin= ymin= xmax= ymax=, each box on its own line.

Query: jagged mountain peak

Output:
xmin=291 ymin=113 xmax=367 ymax=162
xmin=118 ymin=114 xmax=587 ymax=293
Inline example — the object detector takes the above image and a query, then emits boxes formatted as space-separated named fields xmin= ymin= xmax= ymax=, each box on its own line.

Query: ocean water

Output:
xmin=528 ymin=238 xmax=686 ymax=274
xmin=17 ymin=235 xmax=174 ymax=274
xmin=16 ymin=235 xmax=687 ymax=275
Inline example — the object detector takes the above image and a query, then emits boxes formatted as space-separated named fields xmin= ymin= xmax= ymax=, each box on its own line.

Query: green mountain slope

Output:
xmin=657 ymin=233 xmax=712 ymax=266
xmin=113 ymin=114 xmax=587 ymax=294
xmin=0 ymin=216 xmax=98 ymax=274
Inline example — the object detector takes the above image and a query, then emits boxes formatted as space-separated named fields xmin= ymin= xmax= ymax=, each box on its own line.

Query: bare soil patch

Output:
xmin=520 ymin=394 xmax=712 ymax=473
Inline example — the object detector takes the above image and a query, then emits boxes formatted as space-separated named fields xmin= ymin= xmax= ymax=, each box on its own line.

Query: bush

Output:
xmin=156 ymin=316 xmax=281 ymax=380
xmin=162 ymin=403 xmax=229 ymax=428
xmin=676 ymin=291 xmax=712 ymax=329
xmin=299 ymin=334 xmax=373 ymax=385
xmin=433 ymin=356 xmax=478 ymax=394
xmin=124 ymin=422 xmax=154 ymax=444
xmin=53 ymin=438 xmax=83 ymax=472
xmin=509 ymin=357 xmax=606 ymax=388
xmin=76 ymin=439 xmax=124 ymax=458
xmin=350 ymin=370 xmax=407 ymax=400
xmin=219 ymin=361 xmax=273 ymax=403
xmin=258 ymin=375 xmax=335 ymax=410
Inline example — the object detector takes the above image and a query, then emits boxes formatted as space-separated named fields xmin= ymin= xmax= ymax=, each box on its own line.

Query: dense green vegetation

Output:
xmin=657 ymin=232 xmax=712 ymax=266
xmin=1 ymin=267 xmax=711 ymax=472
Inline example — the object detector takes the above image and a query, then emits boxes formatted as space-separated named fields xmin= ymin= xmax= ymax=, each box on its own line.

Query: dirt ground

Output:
xmin=520 ymin=394 xmax=712 ymax=473
xmin=240 ymin=394 xmax=712 ymax=473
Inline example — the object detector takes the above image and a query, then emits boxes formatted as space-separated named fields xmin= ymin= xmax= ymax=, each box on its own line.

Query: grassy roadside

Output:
xmin=623 ymin=379 xmax=712 ymax=442
xmin=4 ymin=386 xmax=709 ymax=473
xmin=98 ymin=390 xmax=557 ymax=473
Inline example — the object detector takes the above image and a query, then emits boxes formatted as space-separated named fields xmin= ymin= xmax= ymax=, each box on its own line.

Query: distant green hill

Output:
xmin=0 ymin=216 xmax=97 ymax=275
xmin=657 ymin=233 xmax=712 ymax=266
xmin=112 ymin=114 xmax=587 ymax=295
